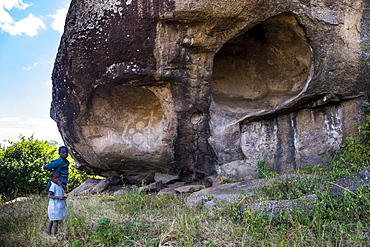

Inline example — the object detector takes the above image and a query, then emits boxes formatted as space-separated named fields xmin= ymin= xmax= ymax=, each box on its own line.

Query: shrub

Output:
xmin=0 ymin=135 xmax=93 ymax=200
xmin=256 ymin=154 xmax=278 ymax=178
xmin=0 ymin=135 xmax=58 ymax=200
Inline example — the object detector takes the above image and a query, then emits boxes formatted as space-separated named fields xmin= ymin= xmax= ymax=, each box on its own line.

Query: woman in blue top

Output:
xmin=44 ymin=146 xmax=69 ymax=190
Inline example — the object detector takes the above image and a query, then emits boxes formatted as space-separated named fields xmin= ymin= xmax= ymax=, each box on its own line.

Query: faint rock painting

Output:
xmin=83 ymin=84 xmax=164 ymax=155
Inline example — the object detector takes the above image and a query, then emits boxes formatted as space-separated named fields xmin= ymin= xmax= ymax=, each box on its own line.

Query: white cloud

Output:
xmin=0 ymin=0 xmax=30 ymax=11
xmin=0 ymin=13 xmax=46 ymax=37
xmin=20 ymin=118 xmax=50 ymax=127
xmin=22 ymin=61 xmax=48 ymax=71
xmin=0 ymin=6 xmax=13 ymax=23
xmin=0 ymin=1 xmax=46 ymax=37
xmin=0 ymin=117 xmax=20 ymax=122
xmin=45 ymin=80 xmax=52 ymax=86
xmin=49 ymin=6 xmax=68 ymax=34
xmin=0 ymin=117 xmax=63 ymax=145
xmin=0 ymin=0 xmax=30 ymax=23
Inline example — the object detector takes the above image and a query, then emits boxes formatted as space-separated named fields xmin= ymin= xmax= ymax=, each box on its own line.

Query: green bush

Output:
xmin=0 ymin=135 xmax=92 ymax=200
xmin=262 ymin=176 xmax=321 ymax=200
xmin=0 ymin=136 xmax=58 ymax=200
xmin=256 ymin=154 xmax=278 ymax=179
xmin=92 ymin=218 xmax=122 ymax=246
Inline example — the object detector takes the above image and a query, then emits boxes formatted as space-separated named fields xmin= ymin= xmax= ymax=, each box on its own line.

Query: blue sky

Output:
xmin=0 ymin=0 xmax=71 ymax=145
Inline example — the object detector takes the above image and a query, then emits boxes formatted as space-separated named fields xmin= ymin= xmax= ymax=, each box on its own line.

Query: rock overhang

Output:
xmin=51 ymin=0 xmax=370 ymax=183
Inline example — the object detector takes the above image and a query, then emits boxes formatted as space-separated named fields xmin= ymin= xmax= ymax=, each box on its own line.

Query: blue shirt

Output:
xmin=44 ymin=157 xmax=69 ymax=184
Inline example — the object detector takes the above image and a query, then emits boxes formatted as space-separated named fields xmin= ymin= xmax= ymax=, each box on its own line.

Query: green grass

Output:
xmin=1 ymin=144 xmax=369 ymax=247
xmin=0 ymin=177 xmax=369 ymax=246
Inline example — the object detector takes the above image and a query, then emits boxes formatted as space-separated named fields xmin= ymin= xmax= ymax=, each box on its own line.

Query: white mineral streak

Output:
xmin=290 ymin=114 xmax=298 ymax=161
xmin=324 ymin=106 xmax=342 ymax=148
xmin=106 ymin=62 xmax=142 ymax=76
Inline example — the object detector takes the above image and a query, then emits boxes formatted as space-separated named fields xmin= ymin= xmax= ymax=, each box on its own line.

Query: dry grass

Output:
xmin=0 ymin=185 xmax=369 ymax=247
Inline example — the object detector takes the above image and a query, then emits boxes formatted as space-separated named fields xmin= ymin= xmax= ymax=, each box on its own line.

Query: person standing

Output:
xmin=44 ymin=146 xmax=69 ymax=190
xmin=46 ymin=172 xmax=67 ymax=235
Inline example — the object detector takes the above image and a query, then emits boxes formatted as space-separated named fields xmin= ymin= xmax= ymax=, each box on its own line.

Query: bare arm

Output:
xmin=48 ymin=191 xmax=67 ymax=200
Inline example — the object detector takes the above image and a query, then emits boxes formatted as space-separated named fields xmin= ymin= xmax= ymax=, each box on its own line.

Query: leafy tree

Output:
xmin=0 ymin=135 xmax=58 ymax=200
xmin=0 ymin=135 xmax=93 ymax=201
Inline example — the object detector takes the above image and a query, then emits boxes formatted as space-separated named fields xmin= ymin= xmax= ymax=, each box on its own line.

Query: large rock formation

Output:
xmin=51 ymin=0 xmax=370 ymax=183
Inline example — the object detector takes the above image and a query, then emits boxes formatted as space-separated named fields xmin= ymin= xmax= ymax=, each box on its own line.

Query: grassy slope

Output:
xmin=0 ymin=179 xmax=369 ymax=247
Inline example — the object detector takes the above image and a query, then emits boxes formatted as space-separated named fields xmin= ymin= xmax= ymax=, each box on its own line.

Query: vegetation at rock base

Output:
xmin=0 ymin=106 xmax=369 ymax=246
xmin=0 ymin=177 xmax=369 ymax=246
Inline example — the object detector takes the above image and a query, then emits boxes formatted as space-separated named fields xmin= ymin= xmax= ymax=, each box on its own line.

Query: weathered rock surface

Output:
xmin=52 ymin=0 xmax=370 ymax=182
xmin=241 ymin=194 xmax=318 ymax=218
xmin=185 ymin=174 xmax=314 ymax=207
xmin=219 ymin=160 xmax=259 ymax=180
xmin=331 ymin=166 xmax=370 ymax=195
xmin=186 ymin=167 xmax=370 ymax=218
xmin=69 ymin=177 xmax=121 ymax=196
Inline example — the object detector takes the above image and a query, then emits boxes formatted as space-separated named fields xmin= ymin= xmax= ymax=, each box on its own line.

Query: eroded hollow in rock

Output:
xmin=211 ymin=13 xmax=312 ymax=113
xmin=80 ymin=84 xmax=166 ymax=172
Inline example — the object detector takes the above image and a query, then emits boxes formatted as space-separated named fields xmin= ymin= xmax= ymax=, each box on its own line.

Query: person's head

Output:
xmin=58 ymin=146 xmax=68 ymax=159
xmin=50 ymin=172 xmax=61 ymax=184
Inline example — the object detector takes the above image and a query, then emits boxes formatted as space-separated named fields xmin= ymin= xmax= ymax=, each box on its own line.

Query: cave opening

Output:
xmin=211 ymin=12 xmax=312 ymax=113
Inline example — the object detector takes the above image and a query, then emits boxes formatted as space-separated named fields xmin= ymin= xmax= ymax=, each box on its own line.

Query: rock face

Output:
xmin=51 ymin=0 xmax=370 ymax=182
